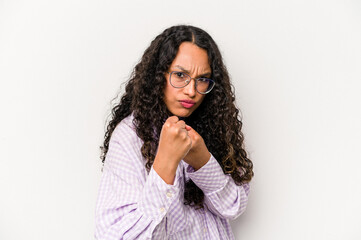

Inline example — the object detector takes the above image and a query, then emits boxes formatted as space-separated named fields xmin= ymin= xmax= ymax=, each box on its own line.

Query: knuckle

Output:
xmin=169 ymin=116 xmax=179 ymax=122
xmin=175 ymin=127 xmax=181 ymax=135
xmin=170 ymin=126 xmax=180 ymax=135
xmin=177 ymin=131 xmax=185 ymax=140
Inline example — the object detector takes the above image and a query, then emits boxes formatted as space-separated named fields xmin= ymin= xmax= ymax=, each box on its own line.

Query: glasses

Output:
xmin=167 ymin=71 xmax=215 ymax=94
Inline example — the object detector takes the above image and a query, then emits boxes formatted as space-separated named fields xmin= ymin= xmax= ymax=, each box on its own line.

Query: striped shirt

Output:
xmin=95 ymin=114 xmax=250 ymax=239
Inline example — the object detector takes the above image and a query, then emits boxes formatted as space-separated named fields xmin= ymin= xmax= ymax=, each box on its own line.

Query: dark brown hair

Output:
xmin=100 ymin=24 xmax=254 ymax=208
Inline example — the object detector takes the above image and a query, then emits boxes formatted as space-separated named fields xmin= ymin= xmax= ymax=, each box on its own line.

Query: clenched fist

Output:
xmin=157 ymin=116 xmax=192 ymax=164
xmin=183 ymin=125 xmax=211 ymax=171
xmin=153 ymin=116 xmax=192 ymax=184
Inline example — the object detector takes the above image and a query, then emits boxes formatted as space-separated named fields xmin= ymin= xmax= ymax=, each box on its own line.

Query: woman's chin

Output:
xmin=170 ymin=109 xmax=193 ymax=118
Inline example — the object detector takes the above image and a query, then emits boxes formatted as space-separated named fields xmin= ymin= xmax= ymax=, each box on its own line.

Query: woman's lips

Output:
xmin=179 ymin=100 xmax=195 ymax=108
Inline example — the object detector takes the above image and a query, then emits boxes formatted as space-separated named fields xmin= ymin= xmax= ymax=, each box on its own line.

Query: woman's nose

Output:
xmin=183 ymin=78 xmax=196 ymax=97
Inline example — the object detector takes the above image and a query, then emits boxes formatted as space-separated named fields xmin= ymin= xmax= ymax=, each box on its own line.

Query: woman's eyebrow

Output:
xmin=175 ymin=65 xmax=211 ymax=77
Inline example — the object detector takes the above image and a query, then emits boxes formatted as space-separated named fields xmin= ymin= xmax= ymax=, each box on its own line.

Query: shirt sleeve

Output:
xmin=95 ymin=121 xmax=182 ymax=240
xmin=185 ymin=154 xmax=251 ymax=220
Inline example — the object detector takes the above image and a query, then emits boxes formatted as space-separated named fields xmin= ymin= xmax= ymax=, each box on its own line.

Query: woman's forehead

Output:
xmin=170 ymin=42 xmax=211 ymax=73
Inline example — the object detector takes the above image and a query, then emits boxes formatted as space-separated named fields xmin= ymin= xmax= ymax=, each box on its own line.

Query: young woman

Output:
xmin=95 ymin=25 xmax=254 ymax=240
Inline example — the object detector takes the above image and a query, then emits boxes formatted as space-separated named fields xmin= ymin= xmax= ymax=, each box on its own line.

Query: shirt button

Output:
xmin=160 ymin=207 xmax=165 ymax=213
xmin=166 ymin=191 xmax=173 ymax=198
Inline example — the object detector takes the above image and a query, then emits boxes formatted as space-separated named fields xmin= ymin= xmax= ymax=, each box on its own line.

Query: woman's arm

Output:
xmin=182 ymin=125 xmax=250 ymax=219
xmin=95 ymin=121 xmax=182 ymax=240
xmin=185 ymin=155 xmax=250 ymax=220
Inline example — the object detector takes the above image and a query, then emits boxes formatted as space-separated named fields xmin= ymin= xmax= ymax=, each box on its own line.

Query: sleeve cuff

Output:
xmin=138 ymin=165 xmax=181 ymax=221
xmin=186 ymin=154 xmax=228 ymax=194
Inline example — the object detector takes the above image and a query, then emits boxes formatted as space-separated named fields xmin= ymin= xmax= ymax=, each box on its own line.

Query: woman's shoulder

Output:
xmin=111 ymin=113 xmax=138 ymax=141
xmin=103 ymin=114 xmax=148 ymax=183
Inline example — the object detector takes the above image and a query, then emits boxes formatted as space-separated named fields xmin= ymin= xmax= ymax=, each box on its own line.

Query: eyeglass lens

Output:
xmin=170 ymin=71 xmax=213 ymax=93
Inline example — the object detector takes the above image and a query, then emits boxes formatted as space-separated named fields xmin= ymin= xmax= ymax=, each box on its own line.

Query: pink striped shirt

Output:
xmin=95 ymin=114 xmax=250 ymax=239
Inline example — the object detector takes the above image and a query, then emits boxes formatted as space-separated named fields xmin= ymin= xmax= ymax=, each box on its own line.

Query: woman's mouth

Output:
xmin=179 ymin=100 xmax=195 ymax=108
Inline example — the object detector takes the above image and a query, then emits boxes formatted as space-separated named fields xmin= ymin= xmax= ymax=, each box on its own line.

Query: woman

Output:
xmin=95 ymin=25 xmax=254 ymax=240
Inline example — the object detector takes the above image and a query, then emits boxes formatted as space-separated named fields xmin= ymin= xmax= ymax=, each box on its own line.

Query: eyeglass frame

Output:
xmin=166 ymin=71 xmax=215 ymax=94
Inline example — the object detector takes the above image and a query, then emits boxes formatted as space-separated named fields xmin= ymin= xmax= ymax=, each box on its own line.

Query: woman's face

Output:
xmin=163 ymin=42 xmax=211 ymax=118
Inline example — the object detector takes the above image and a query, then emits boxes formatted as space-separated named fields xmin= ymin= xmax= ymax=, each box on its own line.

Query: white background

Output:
xmin=1 ymin=0 xmax=360 ymax=239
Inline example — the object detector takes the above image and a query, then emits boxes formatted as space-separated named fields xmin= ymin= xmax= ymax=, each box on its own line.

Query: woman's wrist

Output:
xmin=188 ymin=151 xmax=211 ymax=171
xmin=153 ymin=154 xmax=179 ymax=184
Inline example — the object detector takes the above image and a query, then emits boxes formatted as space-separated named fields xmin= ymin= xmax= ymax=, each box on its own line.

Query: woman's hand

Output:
xmin=153 ymin=116 xmax=192 ymax=184
xmin=183 ymin=125 xmax=211 ymax=171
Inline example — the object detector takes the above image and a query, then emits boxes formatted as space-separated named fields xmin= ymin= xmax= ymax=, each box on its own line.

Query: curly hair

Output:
xmin=100 ymin=24 xmax=254 ymax=209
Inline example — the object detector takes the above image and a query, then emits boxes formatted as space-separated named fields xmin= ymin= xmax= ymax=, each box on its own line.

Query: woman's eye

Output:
xmin=198 ymin=78 xmax=209 ymax=82
xmin=175 ymin=72 xmax=185 ymax=78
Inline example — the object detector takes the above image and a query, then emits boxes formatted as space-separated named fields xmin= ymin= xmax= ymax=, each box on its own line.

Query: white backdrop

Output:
xmin=1 ymin=0 xmax=360 ymax=239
